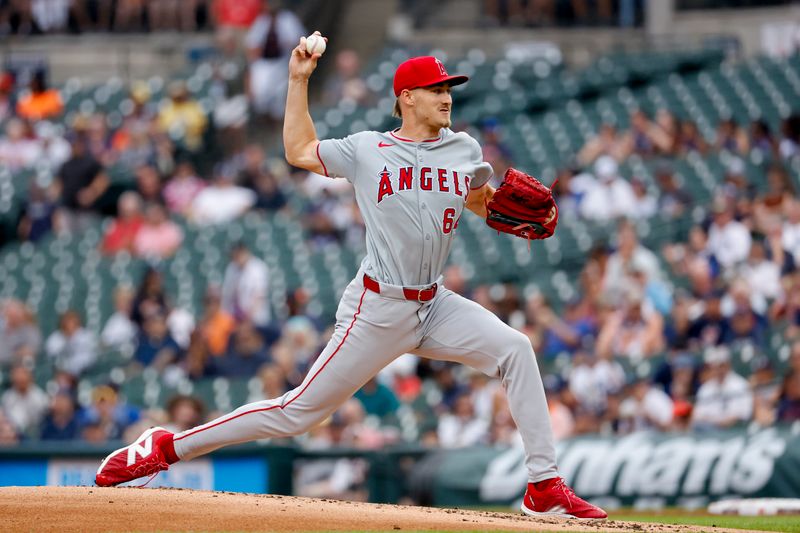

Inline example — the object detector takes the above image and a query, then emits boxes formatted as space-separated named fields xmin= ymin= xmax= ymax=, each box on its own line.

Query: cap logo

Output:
xmin=435 ymin=59 xmax=447 ymax=76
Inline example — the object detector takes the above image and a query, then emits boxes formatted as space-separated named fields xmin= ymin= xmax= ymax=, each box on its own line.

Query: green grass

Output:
xmin=609 ymin=512 xmax=800 ymax=532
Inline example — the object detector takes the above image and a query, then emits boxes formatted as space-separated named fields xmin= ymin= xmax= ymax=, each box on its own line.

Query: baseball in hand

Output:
xmin=304 ymin=33 xmax=326 ymax=56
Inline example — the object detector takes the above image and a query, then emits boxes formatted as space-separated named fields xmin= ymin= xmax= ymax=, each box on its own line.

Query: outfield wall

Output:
xmin=1 ymin=428 xmax=798 ymax=509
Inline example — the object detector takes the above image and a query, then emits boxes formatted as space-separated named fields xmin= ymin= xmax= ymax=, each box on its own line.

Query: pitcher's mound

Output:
xmin=0 ymin=486 xmax=729 ymax=532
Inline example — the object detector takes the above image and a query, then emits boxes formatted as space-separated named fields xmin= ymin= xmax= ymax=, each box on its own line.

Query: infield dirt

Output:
xmin=0 ymin=486 xmax=763 ymax=532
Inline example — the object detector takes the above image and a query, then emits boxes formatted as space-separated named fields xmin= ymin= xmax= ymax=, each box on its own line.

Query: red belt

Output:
xmin=363 ymin=274 xmax=438 ymax=302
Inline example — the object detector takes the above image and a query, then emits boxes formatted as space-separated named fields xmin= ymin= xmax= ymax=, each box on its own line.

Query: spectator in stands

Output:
xmin=602 ymin=220 xmax=662 ymax=304
xmin=0 ymin=410 xmax=19 ymax=446
xmin=133 ymin=202 xmax=184 ymax=259
xmin=215 ymin=321 xmax=271 ymax=377
xmin=618 ymin=376 xmax=674 ymax=433
xmin=739 ymin=240 xmax=782 ymax=304
xmin=1 ymin=365 xmax=49 ymax=438
xmin=78 ymin=384 xmax=140 ymax=441
xmin=663 ymin=225 xmax=714 ymax=298
xmin=688 ymin=290 xmax=728 ymax=348
xmin=35 ymin=120 xmax=71 ymax=172
xmin=183 ymin=330 xmax=213 ymax=379
xmin=83 ymin=113 xmax=115 ymax=166
xmin=245 ymin=0 xmax=305 ymax=120
xmin=16 ymin=70 xmax=62 ymax=121
xmin=777 ymin=369 xmax=800 ymax=422
xmin=101 ymin=285 xmax=137 ymax=351
xmin=236 ymin=145 xmax=287 ymax=211
xmin=579 ymin=156 xmax=637 ymax=221
xmin=654 ymin=351 xmax=698 ymax=404
xmin=56 ymin=133 xmax=109 ymax=233
xmin=254 ymin=312 xmax=308 ymax=374
xmin=543 ymin=376 xmax=575 ymax=441
xmin=113 ymin=0 xmax=146 ymax=32
xmin=523 ymin=292 xmax=594 ymax=359
xmin=0 ymin=118 xmax=40 ymax=171
xmin=691 ymin=346 xmax=753 ymax=430
xmin=578 ymin=123 xmax=623 ymax=166
xmin=323 ymin=49 xmax=369 ymax=107
xmin=478 ymin=118 xmax=514 ymax=182
xmin=677 ymin=119 xmax=708 ymax=155
xmin=221 ymin=242 xmax=270 ymax=327
xmin=722 ymin=278 xmax=768 ymax=347
xmin=707 ymin=197 xmax=752 ymax=271
xmin=45 ymin=310 xmax=97 ymax=377
xmin=198 ymin=287 xmax=236 ymax=358
xmin=430 ymin=363 xmax=467 ymax=413
xmin=781 ymin=198 xmax=800 ymax=261
xmin=714 ymin=118 xmax=746 ymax=154
xmin=756 ymin=165 xmax=795 ymax=225
xmin=628 ymin=260 xmax=672 ymax=317
xmin=549 ymin=168 xmax=583 ymax=217
xmin=251 ymin=168 xmax=288 ymax=212
xmin=664 ymin=293 xmax=692 ymax=350
xmin=619 ymin=110 xmax=657 ymax=159
xmin=131 ymin=267 xmax=169 ymax=326
xmin=596 ymin=287 xmax=665 ymax=360
xmin=719 ymin=157 xmax=749 ymax=201
xmin=651 ymin=109 xmax=680 ymax=156
xmin=101 ymin=191 xmax=144 ymax=255
xmin=115 ymin=121 xmax=155 ymax=170
xmin=655 ymin=163 xmax=692 ymax=218
xmin=134 ymin=164 xmax=164 ymax=205
xmin=158 ymin=81 xmax=207 ymax=152
xmin=39 ymin=391 xmax=79 ymax=440
xmin=354 ymin=377 xmax=400 ymax=419
xmin=437 ymin=391 xmax=488 ymax=448
xmin=163 ymin=160 xmax=206 ymax=217
xmin=629 ymin=178 xmax=657 ymax=219
xmin=256 ymin=363 xmax=289 ymax=401
xmin=779 ymin=113 xmax=800 ymax=161
xmin=745 ymin=119 xmax=778 ymax=159
xmin=133 ymin=311 xmax=182 ymax=371
xmin=190 ymin=163 xmax=256 ymax=225
xmin=214 ymin=0 xmax=261 ymax=30
xmin=568 ymin=350 xmax=626 ymax=417
xmin=163 ymin=395 xmax=206 ymax=433
xmin=0 ymin=299 xmax=41 ymax=368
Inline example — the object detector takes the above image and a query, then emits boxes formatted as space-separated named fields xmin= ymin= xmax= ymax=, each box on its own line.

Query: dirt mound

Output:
xmin=0 ymin=486 xmax=746 ymax=532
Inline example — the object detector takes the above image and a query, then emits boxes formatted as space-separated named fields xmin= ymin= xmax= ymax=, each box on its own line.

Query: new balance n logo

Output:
xmin=127 ymin=435 xmax=153 ymax=465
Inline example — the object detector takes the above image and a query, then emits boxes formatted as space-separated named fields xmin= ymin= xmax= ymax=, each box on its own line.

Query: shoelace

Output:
xmin=552 ymin=478 xmax=576 ymax=509
xmin=128 ymin=452 xmax=169 ymax=487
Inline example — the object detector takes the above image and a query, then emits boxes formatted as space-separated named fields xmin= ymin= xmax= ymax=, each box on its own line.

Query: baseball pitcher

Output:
xmin=96 ymin=31 xmax=606 ymax=520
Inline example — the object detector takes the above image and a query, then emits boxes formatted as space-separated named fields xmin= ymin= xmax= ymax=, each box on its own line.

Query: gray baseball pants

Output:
xmin=172 ymin=271 xmax=558 ymax=482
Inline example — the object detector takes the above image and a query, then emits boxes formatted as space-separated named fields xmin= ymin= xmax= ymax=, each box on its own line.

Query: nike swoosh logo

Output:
xmin=378 ymin=142 xmax=395 ymax=148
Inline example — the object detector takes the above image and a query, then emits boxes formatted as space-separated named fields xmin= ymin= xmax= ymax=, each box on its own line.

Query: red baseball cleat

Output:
xmin=95 ymin=427 xmax=174 ymax=487
xmin=521 ymin=477 xmax=607 ymax=519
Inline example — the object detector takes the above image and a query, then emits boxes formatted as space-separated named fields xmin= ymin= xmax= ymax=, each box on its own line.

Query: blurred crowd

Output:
xmin=480 ymin=0 xmax=642 ymax=28
xmin=1 ymin=4 xmax=800 ymax=502
xmin=0 ymin=0 xmax=288 ymax=36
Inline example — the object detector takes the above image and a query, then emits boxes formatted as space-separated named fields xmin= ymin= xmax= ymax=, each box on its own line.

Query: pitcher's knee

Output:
xmin=506 ymin=329 xmax=535 ymax=357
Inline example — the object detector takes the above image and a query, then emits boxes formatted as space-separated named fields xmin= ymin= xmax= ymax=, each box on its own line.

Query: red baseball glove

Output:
xmin=485 ymin=168 xmax=558 ymax=240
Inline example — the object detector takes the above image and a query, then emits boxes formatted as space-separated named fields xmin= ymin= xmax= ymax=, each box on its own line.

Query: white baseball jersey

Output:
xmin=317 ymin=128 xmax=493 ymax=286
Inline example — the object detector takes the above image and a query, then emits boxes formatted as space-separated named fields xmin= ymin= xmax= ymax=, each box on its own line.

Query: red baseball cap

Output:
xmin=393 ymin=56 xmax=469 ymax=97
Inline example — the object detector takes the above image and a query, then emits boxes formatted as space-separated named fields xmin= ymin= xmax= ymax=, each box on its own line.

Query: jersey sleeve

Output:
xmin=316 ymin=132 xmax=365 ymax=182
xmin=468 ymin=137 xmax=493 ymax=189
